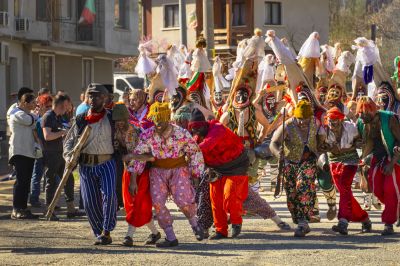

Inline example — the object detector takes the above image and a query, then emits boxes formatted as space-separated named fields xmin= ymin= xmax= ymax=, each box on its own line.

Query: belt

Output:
xmin=152 ymin=156 xmax=187 ymax=169
xmin=80 ymin=154 xmax=112 ymax=166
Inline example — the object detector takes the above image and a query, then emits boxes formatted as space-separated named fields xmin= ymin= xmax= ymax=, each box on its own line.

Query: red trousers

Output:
xmin=369 ymin=157 xmax=400 ymax=225
xmin=330 ymin=163 xmax=368 ymax=222
xmin=122 ymin=169 xmax=153 ymax=227
xmin=209 ymin=175 xmax=248 ymax=236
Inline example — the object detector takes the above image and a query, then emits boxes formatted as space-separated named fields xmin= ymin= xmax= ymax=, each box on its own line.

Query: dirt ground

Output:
xmin=1 ymin=179 xmax=400 ymax=266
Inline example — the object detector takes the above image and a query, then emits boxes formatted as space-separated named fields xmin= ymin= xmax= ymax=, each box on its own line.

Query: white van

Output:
xmin=113 ymin=73 xmax=144 ymax=101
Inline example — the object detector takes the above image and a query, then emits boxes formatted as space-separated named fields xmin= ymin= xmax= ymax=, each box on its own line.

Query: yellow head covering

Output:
xmin=147 ymin=102 xmax=171 ymax=123
xmin=293 ymin=100 xmax=313 ymax=119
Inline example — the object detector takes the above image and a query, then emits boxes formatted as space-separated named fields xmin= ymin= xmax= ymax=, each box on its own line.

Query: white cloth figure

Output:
xmin=320 ymin=45 xmax=335 ymax=73
xmin=178 ymin=50 xmax=193 ymax=80
xmin=225 ymin=67 xmax=236 ymax=81
xmin=212 ymin=56 xmax=230 ymax=93
xmin=352 ymin=37 xmax=390 ymax=87
xmin=191 ymin=47 xmax=211 ymax=73
xmin=336 ymin=51 xmax=355 ymax=74
xmin=298 ymin=32 xmax=321 ymax=59
xmin=179 ymin=44 xmax=188 ymax=59
xmin=232 ymin=39 xmax=248 ymax=69
xmin=156 ymin=54 xmax=178 ymax=97
xmin=242 ymin=35 xmax=266 ymax=62
xmin=266 ymin=30 xmax=310 ymax=103
xmin=167 ymin=44 xmax=185 ymax=72
xmin=135 ymin=41 xmax=157 ymax=78
xmin=256 ymin=54 xmax=276 ymax=93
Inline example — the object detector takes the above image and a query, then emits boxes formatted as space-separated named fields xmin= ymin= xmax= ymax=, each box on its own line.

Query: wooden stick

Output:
xmin=45 ymin=126 xmax=92 ymax=220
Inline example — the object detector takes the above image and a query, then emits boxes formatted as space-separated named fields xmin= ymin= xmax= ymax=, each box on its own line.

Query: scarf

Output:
xmin=85 ymin=109 xmax=106 ymax=124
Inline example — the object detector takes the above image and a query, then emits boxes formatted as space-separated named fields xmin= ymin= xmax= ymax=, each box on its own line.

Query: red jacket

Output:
xmin=199 ymin=120 xmax=244 ymax=167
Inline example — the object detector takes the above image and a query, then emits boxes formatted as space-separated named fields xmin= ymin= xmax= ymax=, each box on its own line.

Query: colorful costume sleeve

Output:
xmin=182 ymin=129 xmax=204 ymax=179
xmin=130 ymin=129 xmax=152 ymax=175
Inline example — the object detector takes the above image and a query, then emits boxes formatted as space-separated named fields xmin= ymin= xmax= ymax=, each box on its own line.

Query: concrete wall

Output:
xmin=104 ymin=0 xmax=140 ymax=56
xmin=253 ymin=0 xmax=330 ymax=51
xmin=151 ymin=0 xmax=198 ymax=51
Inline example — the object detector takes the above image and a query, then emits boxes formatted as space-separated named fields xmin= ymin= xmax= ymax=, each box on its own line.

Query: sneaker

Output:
xmin=203 ymin=229 xmax=210 ymax=239
xmin=361 ymin=220 xmax=372 ymax=233
xmin=231 ymin=224 xmax=242 ymax=238
xmin=156 ymin=238 xmax=179 ymax=248
xmin=363 ymin=194 xmax=371 ymax=211
xmin=294 ymin=224 xmax=311 ymax=237
xmin=94 ymin=234 xmax=113 ymax=245
xmin=332 ymin=221 xmax=348 ymax=235
xmin=192 ymin=226 xmax=205 ymax=241
xmin=396 ymin=219 xmax=400 ymax=228
xmin=208 ymin=232 xmax=228 ymax=240
xmin=144 ymin=232 xmax=161 ymax=245
xmin=277 ymin=222 xmax=291 ymax=231
xmin=372 ymin=195 xmax=382 ymax=210
xmin=11 ymin=209 xmax=39 ymax=220
xmin=326 ymin=205 xmax=337 ymax=221
xmin=122 ymin=236 xmax=134 ymax=247
xmin=381 ymin=224 xmax=394 ymax=236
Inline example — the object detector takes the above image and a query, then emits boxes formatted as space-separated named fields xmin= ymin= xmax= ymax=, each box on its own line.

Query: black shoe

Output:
xmin=30 ymin=201 xmax=42 ymax=208
xmin=122 ymin=236 xmax=134 ymax=247
xmin=381 ymin=224 xmax=394 ymax=236
xmin=203 ymin=229 xmax=210 ymax=239
xmin=231 ymin=224 xmax=242 ymax=238
xmin=11 ymin=209 xmax=39 ymax=220
xmin=47 ymin=213 xmax=59 ymax=221
xmin=294 ymin=224 xmax=311 ymax=237
xmin=144 ymin=232 xmax=161 ymax=245
xmin=361 ymin=220 xmax=372 ymax=233
xmin=94 ymin=235 xmax=113 ymax=245
xmin=208 ymin=232 xmax=228 ymax=240
xmin=277 ymin=222 xmax=291 ymax=230
xmin=192 ymin=226 xmax=205 ymax=241
xmin=332 ymin=221 xmax=348 ymax=235
xmin=156 ymin=238 xmax=179 ymax=248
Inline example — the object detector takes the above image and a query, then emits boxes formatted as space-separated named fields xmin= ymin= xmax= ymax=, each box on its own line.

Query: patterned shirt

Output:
xmin=131 ymin=124 xmax=204 ymax=178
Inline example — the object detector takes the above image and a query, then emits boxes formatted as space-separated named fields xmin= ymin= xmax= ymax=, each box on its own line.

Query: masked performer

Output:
xmin=376 ymin=81 xmax=400 ymax=116
xmin=357 ymin=96 xmax=400 ymax=235
xmin=135 ymin=41 xmax=157 ymax=88
xmin=188 ymin=109 xmax=249 ymax=239
xmin=270 ymin=100 xmax=319 ymax=237
xmin=130 ymin=102 xmax=205 ymax=247
xmin=122 ymin=89 xmax=161 ymax=247
xmin=211 ymin=56 xmax=229 ymax=118
xmin=318 ymin=107 xmax=371 ymax=235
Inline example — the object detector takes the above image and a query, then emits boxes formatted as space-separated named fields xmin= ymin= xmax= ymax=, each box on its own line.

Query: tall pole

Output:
xmin=179 ymin=0 xmax=187 ymax=46
xmin=202 ymin=0 xmax=214 ymax=60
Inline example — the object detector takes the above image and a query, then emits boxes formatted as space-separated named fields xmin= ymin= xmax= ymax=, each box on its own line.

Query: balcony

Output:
xmin=214 ymin=28 xmax=252 ymax=49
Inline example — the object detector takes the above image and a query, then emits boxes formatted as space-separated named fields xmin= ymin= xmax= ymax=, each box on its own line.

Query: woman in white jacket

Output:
xmin=9 ymin=93 xmax=39 ymax=219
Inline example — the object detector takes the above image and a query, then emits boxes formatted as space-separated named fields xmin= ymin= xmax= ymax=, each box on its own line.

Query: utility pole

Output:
xmin=179 ymin=0 xmax=187 ymax=46
xmin=202 ymin=0 xmax=214 ymax=60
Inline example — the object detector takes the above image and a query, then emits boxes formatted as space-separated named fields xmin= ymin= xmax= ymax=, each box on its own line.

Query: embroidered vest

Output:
xmin=227 ymin=105 xmax=257 ymax=147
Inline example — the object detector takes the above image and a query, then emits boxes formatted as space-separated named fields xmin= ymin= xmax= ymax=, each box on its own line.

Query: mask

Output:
xmin=327 ymin=87 xmax=342 ymax=103
xmin=153 ymin=91 xmax=164 ymax=103
xmin=376 ymin=88 xmax=393 ymax=111
xmin=214 ymin=91 xmax=223 ymax=106
xmin=189 ymin=91 xmax=202 ymax=105
xmin=233 ymin=87 xmax=251 ymax=109
xmin=318 ymin=93 xmax=326 ymax=105
xmin=262 ymin=93 xmax=276 ymax=120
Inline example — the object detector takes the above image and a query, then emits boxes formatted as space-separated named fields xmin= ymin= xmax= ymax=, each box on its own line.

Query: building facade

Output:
xmin=0 ymin=0 xmax=139 ymax=131
xmin=143 ymin=0 xmax=329 ymax=52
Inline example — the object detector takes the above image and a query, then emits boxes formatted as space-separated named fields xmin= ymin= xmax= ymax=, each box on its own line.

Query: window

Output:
xmin=0 ymin=0 xmax=7 ymax=12
xmin=164 ymin=4 xmax=179 ymax=28
xmin=39 ymin=55 xmax=55 ymax=92
xmin=265 ymin=2 xmax=282 ymax=25
xmin=36 ymin=0 xmax=49 ymax=21
xmin=232 ymin=2 xmax=246 ymax=26
xmin=114 ymin=0 xmax=128 ymax=28
xmin=82 ymin=58 xmax=94 ymax=87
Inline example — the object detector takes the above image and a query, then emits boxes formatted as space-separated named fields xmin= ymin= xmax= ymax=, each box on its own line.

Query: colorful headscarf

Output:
xmin=293 ymin=100 xmax=313 ymax=119
xmin=147 ymin=102 xmax=171 ymax=123
xmin=325 ymin=107 xmax=345 ymax=125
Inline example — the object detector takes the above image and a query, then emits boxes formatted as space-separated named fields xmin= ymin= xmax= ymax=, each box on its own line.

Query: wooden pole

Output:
xmin=226 ymin=0 xmax=232 ymax=47
xmin=203 ymin=0 xmax=214 ymax=60
xmin=179 ymin=0 xmax=187 ymax=46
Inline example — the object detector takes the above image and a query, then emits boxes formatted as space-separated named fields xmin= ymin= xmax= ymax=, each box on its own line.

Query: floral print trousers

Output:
xmin=283 ymin=160 xmax=317 ymax=224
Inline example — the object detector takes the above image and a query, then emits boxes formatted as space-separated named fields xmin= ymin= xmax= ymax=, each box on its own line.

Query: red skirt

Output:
xmin=122 ymin=168 xmax=153 ymax=227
